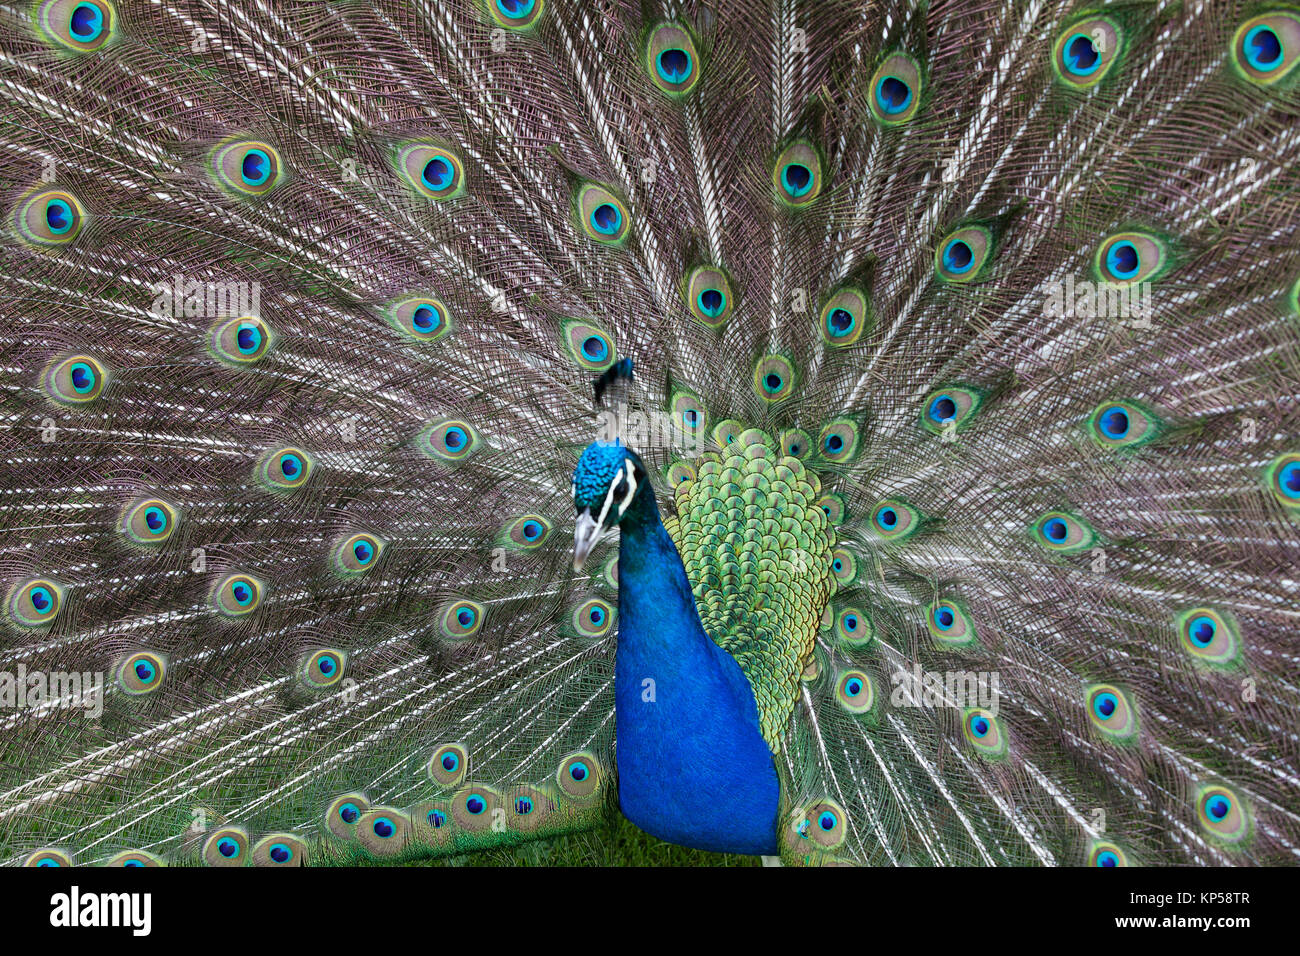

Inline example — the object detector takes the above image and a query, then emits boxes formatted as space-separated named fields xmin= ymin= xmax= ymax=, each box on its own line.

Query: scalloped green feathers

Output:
xmin=666 ymin=428 xmax=835 ymax=748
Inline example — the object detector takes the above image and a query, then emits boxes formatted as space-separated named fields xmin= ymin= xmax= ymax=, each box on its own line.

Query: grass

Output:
xmin=389 ymin=811 xmax=761 ymax=867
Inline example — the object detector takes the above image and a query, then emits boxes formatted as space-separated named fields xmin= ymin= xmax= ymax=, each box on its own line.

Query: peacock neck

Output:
xmin=612 ymin=487 xmax=781 ymax=855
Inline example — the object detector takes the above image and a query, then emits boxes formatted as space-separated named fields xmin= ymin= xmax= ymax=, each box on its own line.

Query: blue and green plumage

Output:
xmin=1 ymin=0 xmax=1299 ymax=868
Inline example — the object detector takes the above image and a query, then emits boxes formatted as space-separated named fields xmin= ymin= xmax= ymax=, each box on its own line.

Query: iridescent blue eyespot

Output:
xmin=440 ymin=599 xmax=483 ymax=639
xmin=934 ymin=607 xmax=955 ymax=630
xmin=1098 ymin=406 xmax=1130 ymax=439
xmin=1063 ymin=33 xmax=1101 ymax=75
xmin=1245 ymin=25 xmax=1283 ymax=69
xmin=1097 ymin=850 xmax=1118 ymax=867
xmin=658 ymin=48 xmax=691 ymax=83
xmin=269 ymin=843 xmax=292 ymax=863
xmin=928 ymin=395 xmax=957 ymax=423
xmin=818 ymin=810 xmax=838 ymax=831
xmin=413 ymin=304 xmax=441 ymax=333
xmin=422 ymin=157 xmax=454 ymax=191
xmin=241 ymin=149 xmax=271 ymax=187
xmin=372 ymin=816 xmax=396 ymax=838
xmin=496 ymin=0 xmax=536 ymax=21
xmin=1105 ymin=241 xmax=1139 ymax=279
xmin=590 ymin=203 xmax=621 ymax=235
xmin=868 ymin=53 xmax=923 ymax=124
xmin=875 ymin=75 xmax=912 ymax=114
xmin=781 ymin=163 xmax=812 ymax=197
xmin=969 ymin=715 xmax=990 ymax=737
xmin=942 ymin=239 xmax=974 ymax=274
xmin=1093 ymin=692 xmax=1118 ymax=719
xmin=45 ymin=199 xmax=74 ymax=234
xmin=217 ymin=837 xmax=240 ymax=859
xmin=773 ymin=143 xmax=822 ymax=206
xmin=645 ymin=23 xmax=699 ymax=95
xmin=569 ymin=761 xmax=588 ymax=782
xmin=465 ymin=795 xmax=486 ymax=815
xmin=70 ymin=3 xmax=105 ymax=41
xmin=339 ymin=803 xmax=360 ymax=824
xmin=443 ymin=427 xmax=467 ymax=452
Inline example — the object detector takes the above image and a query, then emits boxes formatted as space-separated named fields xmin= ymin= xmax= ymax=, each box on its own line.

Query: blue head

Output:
xmin=572 ymin=440 xmax=648 ymax=570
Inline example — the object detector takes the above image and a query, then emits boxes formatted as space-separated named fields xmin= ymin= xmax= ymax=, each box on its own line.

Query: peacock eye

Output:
xmin=613 ymin=477 xmax=630 ymax=500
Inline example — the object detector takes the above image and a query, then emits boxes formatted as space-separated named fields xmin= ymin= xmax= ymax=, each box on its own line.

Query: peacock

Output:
xmin=1 ymin=0 xmax=1298 ymax=869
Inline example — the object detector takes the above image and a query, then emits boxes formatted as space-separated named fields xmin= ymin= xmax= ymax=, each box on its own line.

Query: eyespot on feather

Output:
xmin=35 ymin=0 xmax=116 ymax=52
xmin=869 ymin=52 xmax=923 ymax=124
xmin=8 ymin=578 xmax=63 ymax=628
xmin=14 ymin=188 xmax=86 ymax=245
xmin=211 ymin=139 xmax=283 ymax=197
xmin=1052 ymin=16 xmax=1124 ymax=88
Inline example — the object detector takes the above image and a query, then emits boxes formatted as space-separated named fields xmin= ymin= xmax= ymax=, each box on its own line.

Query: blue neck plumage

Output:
xmin=612 ymin=486 xmax=780 ymax=855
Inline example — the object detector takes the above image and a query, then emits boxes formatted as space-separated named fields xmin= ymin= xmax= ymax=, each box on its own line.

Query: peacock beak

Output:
xmin=573 ymin=508 xmax=603 ymax=572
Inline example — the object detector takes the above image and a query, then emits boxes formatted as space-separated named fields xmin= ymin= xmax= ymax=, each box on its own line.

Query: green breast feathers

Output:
xmin=663 ymin=427 xmax=836 ymax=749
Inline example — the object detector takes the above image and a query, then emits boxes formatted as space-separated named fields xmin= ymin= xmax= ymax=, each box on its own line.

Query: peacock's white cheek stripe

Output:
xmin=618 ymin=461 xmax=638 ymax=514
xmin=595 ymin=461 xmax=638 ymax=528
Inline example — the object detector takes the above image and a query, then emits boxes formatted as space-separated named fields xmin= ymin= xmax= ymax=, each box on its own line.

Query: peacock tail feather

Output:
xmin=1 ymin=0 xmax=1299 ymax=866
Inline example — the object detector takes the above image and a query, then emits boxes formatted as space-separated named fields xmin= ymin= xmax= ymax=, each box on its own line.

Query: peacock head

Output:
xmin=572 ymin=439 xmax=648 ymax=571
